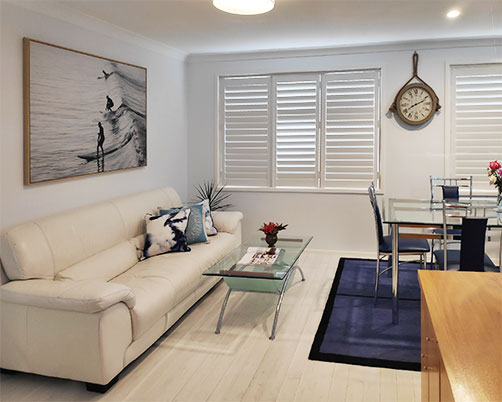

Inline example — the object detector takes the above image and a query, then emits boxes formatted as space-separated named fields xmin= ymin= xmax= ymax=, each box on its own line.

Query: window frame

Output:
xmin=447 ymin=62 xmax=502 ymax=194
xmin=216 ymin=68 xmax=382 ymax=193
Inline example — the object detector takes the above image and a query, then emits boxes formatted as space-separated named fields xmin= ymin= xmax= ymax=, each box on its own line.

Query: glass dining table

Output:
xmin=382 ymin=197 xmax=502 ymax=324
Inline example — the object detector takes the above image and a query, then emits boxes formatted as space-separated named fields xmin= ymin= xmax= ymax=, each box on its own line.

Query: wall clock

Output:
xmin=389 ymin=52 xmax=441 ymax=126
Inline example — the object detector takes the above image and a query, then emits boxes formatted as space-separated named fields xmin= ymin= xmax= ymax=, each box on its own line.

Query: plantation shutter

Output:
xmin=220 ymin=76 xmax=272 ymax=187
xmin=322 ymin=70 xmax=380 ymax=189
xmin=451 ymin=64 xmax=502 ymax=190
xmin=274 ymin=74 xmax=320 ymax=188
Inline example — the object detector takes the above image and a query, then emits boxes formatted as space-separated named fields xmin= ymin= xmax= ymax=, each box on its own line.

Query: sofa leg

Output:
xmin=85 ymin=374 xmax=119 ymax=393
xmin=0 ymin=368 xmax=16 ymax=375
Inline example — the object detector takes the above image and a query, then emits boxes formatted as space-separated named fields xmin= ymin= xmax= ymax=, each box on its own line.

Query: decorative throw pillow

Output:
xmin=159 ymin=204 xmax=208 ymax=245
xmin=143 ymin=209 xmax=191 ymax=259
xmin=200 ymin=199 xmax=217 ymax=236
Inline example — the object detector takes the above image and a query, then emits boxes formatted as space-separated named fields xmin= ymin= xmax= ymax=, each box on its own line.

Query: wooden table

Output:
xmin=418 ymin=271 xmax=502 ymax=402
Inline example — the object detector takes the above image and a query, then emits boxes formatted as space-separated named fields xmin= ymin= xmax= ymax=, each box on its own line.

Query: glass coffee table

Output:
xmin=203 ymin=235 xmax=312 ymax=340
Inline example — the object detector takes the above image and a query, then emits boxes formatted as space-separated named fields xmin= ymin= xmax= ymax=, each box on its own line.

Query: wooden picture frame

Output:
xmin=24 ymin=38 xmax=147 ymax=185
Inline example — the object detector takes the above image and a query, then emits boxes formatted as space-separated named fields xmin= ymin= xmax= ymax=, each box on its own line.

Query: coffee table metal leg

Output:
xmin=215 ymin=288 xmax=232 ymax=334
xmin=296 ymin=266 xmax=306 ymax=281
xmin=270 ymin=270 xmax=293 ymax=340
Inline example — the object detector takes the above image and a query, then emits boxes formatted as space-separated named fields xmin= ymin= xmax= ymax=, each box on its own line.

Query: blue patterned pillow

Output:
xmin=200 ymin=199 xmax=217 ymax=236
xmin=143 ymin=209 xmax=190 ymax=259
xmin=159 ymin=204 xmax=208 ymax=245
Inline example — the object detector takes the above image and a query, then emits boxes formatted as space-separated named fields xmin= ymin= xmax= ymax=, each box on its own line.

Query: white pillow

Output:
xmin=143 ymin=209 xmax=191 ymax=259
xmin=199 ymin=199 xmax=217 ymax=236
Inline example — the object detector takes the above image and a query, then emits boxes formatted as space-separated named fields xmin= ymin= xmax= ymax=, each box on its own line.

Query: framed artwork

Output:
xmin=23 ymin=38 xmax=147 ymax=185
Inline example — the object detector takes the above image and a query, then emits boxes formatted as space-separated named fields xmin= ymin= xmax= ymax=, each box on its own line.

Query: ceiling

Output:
xmin=58 ymin=0 xmax=502 ymax=54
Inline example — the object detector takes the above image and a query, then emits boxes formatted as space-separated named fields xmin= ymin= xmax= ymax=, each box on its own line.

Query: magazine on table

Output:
xmin=238 ymin=247 xmax=282 ymax=266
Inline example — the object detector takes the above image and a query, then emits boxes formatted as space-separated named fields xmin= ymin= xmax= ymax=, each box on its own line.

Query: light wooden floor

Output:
xmin=0 ymin=252 xmax=420 ymax=402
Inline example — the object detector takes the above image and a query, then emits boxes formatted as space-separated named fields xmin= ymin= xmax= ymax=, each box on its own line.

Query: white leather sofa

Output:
xmin=0 ymin=187 xmax=242 ymax=392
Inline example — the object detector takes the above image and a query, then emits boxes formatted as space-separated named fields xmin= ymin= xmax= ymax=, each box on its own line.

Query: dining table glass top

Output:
xmin=382 ymin=197 xmax=502 ymax=228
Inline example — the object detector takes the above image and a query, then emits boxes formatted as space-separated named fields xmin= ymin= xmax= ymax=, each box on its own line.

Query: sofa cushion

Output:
xmin=55 ymin=241 xmax=139 ymax=282
xmin=111 ymin=188 xmax=182 ymax=240
xmin=111 ymin=232 xmax=239 ymax=339
xmin=212 ymin=211 xmax=244 ymax=234
xmin=159 ymin=204 xmax=208 ymax=245
xmin=200 ymin=199 xmax=217 ymax=236
xmin=143 ymin=210 xmax=191 ymax=259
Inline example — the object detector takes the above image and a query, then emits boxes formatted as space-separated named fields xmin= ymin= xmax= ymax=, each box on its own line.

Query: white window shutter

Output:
xmin=274 ymin=74 xmax=320 ymax=188
xmin=220 ymin=76 xmax=272 ymax=187
xmin=451 ymin=64 xmax=502 ymax=190
xmin=322 ymin=70 xmax=380 ymax=189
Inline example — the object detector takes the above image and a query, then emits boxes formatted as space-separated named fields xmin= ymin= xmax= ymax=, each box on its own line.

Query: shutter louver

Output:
xmin=323 ymin=70 xmax=380 ymax=189
xmin=220 ymin=76 xmax=271 ymax=187
xmin=275 ymin=75 xmax=320 ymax=188
xmin=452 ymin=64 xmax=502 ymax=190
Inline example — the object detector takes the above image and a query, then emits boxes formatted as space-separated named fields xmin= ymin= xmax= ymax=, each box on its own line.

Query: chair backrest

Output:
xmin=459 ymin=218 xmax=488 ymax=272
xmin=368 ymin=184 xmax=385 ymax=247
xmin=442 ymin=185 xmax=459 ymax=201
xmin=430 ymin=176 xmax=472 ymax=201
xmin=440 ymin=201 xmax=469 ymax=270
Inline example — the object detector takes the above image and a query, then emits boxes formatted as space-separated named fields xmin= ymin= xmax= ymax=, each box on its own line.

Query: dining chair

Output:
xmin=368 ymin=184 xmax=430 ymax=301
xmin=430 ymin=185 xmax=462 ymax=267
xmin=430 ymin=176 xmax=472 ymax=202
xmin=433 ymin=201 xmax=498 ymax=272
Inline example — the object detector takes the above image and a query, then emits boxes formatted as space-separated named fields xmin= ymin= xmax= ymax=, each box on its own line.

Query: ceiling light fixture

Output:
xmin=213 ymin=0 xmax=275 ymax=15
xmin=446 ymin=9 xmax=461 ymax=19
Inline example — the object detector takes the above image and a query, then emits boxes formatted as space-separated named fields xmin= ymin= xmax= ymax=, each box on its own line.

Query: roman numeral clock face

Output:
xmin=396 ymin=84 xmax=437 ymax=125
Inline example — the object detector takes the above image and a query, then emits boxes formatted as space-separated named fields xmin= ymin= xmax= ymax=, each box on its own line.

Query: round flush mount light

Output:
xmin=213 ymin=0 xmax=275 ymax=15
xmin=446 ymin=9 xmax=461 ymax=19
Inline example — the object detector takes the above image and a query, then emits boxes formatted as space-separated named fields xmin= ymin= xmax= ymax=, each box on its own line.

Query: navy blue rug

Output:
xmin=308 ymin=258 xmax=422 ymax=371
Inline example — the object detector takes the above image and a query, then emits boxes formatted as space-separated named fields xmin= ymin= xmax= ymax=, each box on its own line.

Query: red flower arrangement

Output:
xmin=488 ymin=160 xmax=502 ymax=205
xmin=259 ymin=222 xmax=288 ymax=235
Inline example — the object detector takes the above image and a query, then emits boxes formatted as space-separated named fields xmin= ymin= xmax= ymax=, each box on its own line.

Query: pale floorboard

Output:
xmin=0 ymin=252 xmax=420 ymax=402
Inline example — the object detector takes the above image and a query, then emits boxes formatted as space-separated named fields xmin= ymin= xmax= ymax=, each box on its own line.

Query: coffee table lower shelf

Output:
xmin=215 ymin=266 xmax=306 ymax=340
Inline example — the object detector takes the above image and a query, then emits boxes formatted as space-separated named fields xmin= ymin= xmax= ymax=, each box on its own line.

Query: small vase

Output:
xmin=265 ymin=233 xmax=278 ymax=247
xmin=498 ymin=192 xmax=502 ymax=209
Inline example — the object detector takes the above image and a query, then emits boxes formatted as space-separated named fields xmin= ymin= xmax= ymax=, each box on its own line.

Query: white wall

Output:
xmin=187 ymin=40 xmax=502 ymax=252
xmin=0 ymin=2 xmax=188 ymax=232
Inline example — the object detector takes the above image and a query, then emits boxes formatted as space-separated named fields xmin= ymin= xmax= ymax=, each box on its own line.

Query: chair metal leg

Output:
xmin=374 ymin=255 xmax=381 ymax=303
xmin=430 ymin=240 xmax=435 ymax=269
xmin=215 ymin=288 xmax=232 ymax=334
xmin=392 ymin=223 xmax=399 ymax=325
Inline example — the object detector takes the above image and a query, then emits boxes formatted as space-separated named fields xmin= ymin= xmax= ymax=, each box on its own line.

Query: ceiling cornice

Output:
xmin=187 ymin=37 xmax=502 ymax=64
xmin=9 ymin=0 xmax=188 ymax=61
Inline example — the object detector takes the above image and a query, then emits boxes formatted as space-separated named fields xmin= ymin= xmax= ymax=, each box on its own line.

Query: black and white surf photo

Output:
xmin=25 ymin=39 xmax=147 ymax=184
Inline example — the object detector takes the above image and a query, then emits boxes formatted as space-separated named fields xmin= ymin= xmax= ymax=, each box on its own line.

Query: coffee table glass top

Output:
xmin=203 ymin=235 xmax=313 ymax=280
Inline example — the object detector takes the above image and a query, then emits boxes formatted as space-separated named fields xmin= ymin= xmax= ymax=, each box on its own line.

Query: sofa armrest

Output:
xmin=0 ymin=279 xmax=135 ymax=313
xmin=212 ymin=211 xmax=243 ymax=234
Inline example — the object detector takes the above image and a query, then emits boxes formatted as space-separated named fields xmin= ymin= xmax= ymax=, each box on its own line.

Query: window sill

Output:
xmin=218 ymin=186 xmax=383 ymax=195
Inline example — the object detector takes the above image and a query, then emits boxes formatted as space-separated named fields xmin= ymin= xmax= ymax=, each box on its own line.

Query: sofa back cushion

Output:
xmin=0 ymin=187 xmax=182 ymax=281
xmin=55 ymin=240 xmax=139 ymax=282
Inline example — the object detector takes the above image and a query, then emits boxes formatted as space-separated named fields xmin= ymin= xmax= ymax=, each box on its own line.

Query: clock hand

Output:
xmin=410 ymin=99 xmax=426 ymax=109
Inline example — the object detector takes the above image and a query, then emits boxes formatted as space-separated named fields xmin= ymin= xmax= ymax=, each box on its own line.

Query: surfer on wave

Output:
xmin=106 ymin=95 xmax=114 ymax=112
xmin=97 ymin=122 xmax=105 ymax=155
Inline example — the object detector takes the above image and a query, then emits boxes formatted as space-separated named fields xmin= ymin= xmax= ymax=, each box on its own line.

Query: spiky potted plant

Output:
xmin=193 ymin=179 xmax=232 ymax=211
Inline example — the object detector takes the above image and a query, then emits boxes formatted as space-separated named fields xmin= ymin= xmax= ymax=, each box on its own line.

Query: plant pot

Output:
xmin=265 ymin=233 xmax=278 ymax=247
